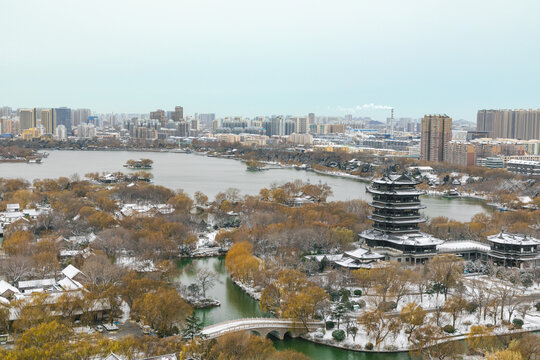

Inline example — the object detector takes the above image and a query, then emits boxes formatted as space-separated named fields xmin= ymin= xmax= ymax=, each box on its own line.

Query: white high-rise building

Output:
xmin=77 ymin=123 xmax=96 ymax=138
xmin=55 ymin=124 xmax=67 ymax=140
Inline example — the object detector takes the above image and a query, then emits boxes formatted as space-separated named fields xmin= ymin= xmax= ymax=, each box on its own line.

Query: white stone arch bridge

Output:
xmin=201 ymin=318 xmax=323 ymax=340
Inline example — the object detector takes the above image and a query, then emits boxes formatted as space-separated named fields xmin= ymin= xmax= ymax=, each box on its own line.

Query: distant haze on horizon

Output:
xmin=1 ymin=0 xmax=539 ymax=121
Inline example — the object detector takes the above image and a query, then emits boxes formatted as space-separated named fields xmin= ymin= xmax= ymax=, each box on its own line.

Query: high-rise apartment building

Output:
xmin=477 ymin=109 xmax=540 ymax=140
xmin=77 ymin=123 xmax=96 ymax=138
xmin=55 ymin=125 xmax=67 ymax=140
xmin=177 ymin=121 xmax=190 ymax=137
xmin=269 ymin=116 xmax=284 ymax=136
xmin=308 ymin=113 xmax=315 ymax=125
xmin=211 ymin=119 xmax=220 ymax=133
xmin=0 ymin=107 xmax=12 ymax=117
xmin=19 ymin=109 xmax=36 ymax=130
xmin=150 ymin=109 xmax=167 ymax=124
xmin=72 ymin=109 xmax=91 ymax=127
xmin=40 ymin=109 xmax=56 ymax=134
xmin=444 ymin=141 xmax=475 ymax=167
xmin=420 ymin=115 xmax=452 ymax=162
xmin=54 ymin=107 xmax=72 ymax=134
xmin=172 ymin=106 xmax=184 ymax=122
xmin=291 ymin=117 xmax=308 ymax=134
xmin=284 ymin=120 xmax=296 ymax=135
xmin=199 ymin=113 xmax=215 ymax=126
xmin=0 ymin=118 xmax=18 ymax=135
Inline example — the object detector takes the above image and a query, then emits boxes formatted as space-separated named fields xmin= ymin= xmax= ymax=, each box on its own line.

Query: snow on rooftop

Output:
xmin=62 ymin=264 xmax=82 ymax=279
xmin=0 ymin=296 xmax=10 ymax=305
xmin=309 ymin=254 xmax=343 ymax=262
xmin=437 ymin=241 xmax=490 ymax=253
xmin=344 ymin=247 xmax=385 ymax=260
xmin=487 ymin=232 xmax=540 ymax=246
xmin=0 ymin=280 xmax=20 ymax=296
xmin=18 ymin=278 xmax=56 ymax=289
xmin=6 ymin=203 xmax=20 ymax=212
xmin=362 ymin=230 xmax=443 ymax=246
xmin=58 ymin=277 xmax=84 ymax=291
xmin=507 ymin=159 xmax=540 ymax=165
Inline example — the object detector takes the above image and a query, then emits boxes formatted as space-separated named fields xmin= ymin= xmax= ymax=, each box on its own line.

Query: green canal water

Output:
xmin=176 ymin=257 xmax=410 ymax=360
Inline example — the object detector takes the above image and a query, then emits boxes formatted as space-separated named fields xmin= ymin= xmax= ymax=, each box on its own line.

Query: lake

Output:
xmin=0 ymin=150 xmax=492 ymax=222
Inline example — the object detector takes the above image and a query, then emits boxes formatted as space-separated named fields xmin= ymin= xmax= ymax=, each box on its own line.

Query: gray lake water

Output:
xmin=0 ymin=150 xmax=492 ymax=222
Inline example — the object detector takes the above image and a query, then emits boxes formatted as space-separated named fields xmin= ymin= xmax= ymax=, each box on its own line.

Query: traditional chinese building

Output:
xmin=487 ymin=232 xmax=540 ymax=269
xmin=360 ymin=173 xmax=443 ymax=264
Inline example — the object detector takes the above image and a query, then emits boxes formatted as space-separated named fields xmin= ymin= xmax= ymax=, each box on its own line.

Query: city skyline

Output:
xmin=2 ymin=0 xmax=539 ymax=121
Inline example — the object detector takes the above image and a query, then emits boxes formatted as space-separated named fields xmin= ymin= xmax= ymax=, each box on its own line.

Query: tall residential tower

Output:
xmin=477 ymin=109 xmax=540 ymax=140
xmin=19 ymin=109 xmax=37 ymax=130
xmin=40 ymin=109 xmax=55 ymax=134
xmin=420 ymin=114 xmax=452 ymax=162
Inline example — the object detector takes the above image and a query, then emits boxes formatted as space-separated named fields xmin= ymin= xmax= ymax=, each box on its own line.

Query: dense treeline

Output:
xmin=0 ymin=145 xmax=36 ymax=159
xmin=0 ymin=172 xmax=539 ymax=357
xmin=421 ymin=210 xmax=540 ymax=241
xmin=0 ymin=321 xmax=309 ymax=360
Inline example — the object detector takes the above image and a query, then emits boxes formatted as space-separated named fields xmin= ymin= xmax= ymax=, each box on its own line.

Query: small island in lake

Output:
xmin=124 ymin=158 xmax=153 ymax=169
xmin=246 ymin=159 xmax=265 ymax=171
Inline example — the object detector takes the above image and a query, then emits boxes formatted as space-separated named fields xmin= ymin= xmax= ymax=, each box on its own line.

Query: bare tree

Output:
xmin=1 ymin=256 xmax=33 ymax=284
xmin=224 ymin=188 xmax=241 ymax=203
xmin=428 ymin=254 xmax=464 ymax=300
xmin=196 ymin=268 xmax=217 ymax=299
xmin=495 ymin=268 xmax=524 ymax=322
xmin=81 ymin=253 xmax=124 ymax=286
xmin=93 ymin=228 xmax=133 ymax=257
xmin=466 ymin=278 xmax=495 ymax=322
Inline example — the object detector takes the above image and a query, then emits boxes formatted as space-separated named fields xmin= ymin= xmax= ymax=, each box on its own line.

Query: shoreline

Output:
xmin=23 ymin=148 xmax=496 ymax=211
xmin=222 ymin=262 xmax=540 ymax=354
xmin=230 ymin=277 xmax=261 ymax=301
xmin=215 ymin=269 xmax=540 ymax=355
xmin=299 ymin=326 xmax=540 ymax=354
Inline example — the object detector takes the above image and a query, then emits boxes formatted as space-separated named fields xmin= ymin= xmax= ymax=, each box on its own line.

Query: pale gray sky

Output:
xmin=1 ymin=0 xmax=539 ymax=120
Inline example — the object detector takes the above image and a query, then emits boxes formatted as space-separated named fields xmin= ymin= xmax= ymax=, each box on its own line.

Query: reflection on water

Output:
xmin=273 ymin=337 xmax=410 ymax=360
xmin=176 ymin=257 xmax=412 ymax=360
xmin=176 ymin=257 xmax=270 ymax=326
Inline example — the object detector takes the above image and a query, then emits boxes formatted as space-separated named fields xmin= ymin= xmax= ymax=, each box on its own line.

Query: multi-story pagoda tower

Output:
xmin=367 ymin=173 xmax=426 ymax=234
xmin=361 ymin=173 xmax=442 ymax=264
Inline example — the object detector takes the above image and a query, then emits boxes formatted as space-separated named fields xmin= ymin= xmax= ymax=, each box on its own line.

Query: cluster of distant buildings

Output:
xmin=1 ymin=104 xmax=539 ymax=175
xmin=420 ymin=111 xmax=540 ymax=176
xmin=0 ymin=106 xmax=91 ymax=140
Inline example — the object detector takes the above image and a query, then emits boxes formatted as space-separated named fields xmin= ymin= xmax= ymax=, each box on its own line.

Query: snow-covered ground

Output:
xmin=116 ymin=256 xmax=156 ymax=272
xmin=310 ymin=276 xmax=540 ymax=351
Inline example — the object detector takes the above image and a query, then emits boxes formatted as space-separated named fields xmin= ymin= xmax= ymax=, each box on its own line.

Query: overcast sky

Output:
xmin=1 ymin=0 xmax=539 ymax=120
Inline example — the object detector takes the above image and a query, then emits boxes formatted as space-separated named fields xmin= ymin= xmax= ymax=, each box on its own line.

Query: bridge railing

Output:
xmin=202 ymin=318 xmax=323 ymax=337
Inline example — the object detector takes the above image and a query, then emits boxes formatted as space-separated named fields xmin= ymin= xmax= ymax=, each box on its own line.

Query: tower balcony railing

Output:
xmin=370 ymin=217 xmax=424 ymax=223
xmin=371 ymin=199 xmax=421 ymax=205
xmin=371 ymin=212 xmax=421 ymax=218
xmin=372 ymin=225 xmax=419 ymax=233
